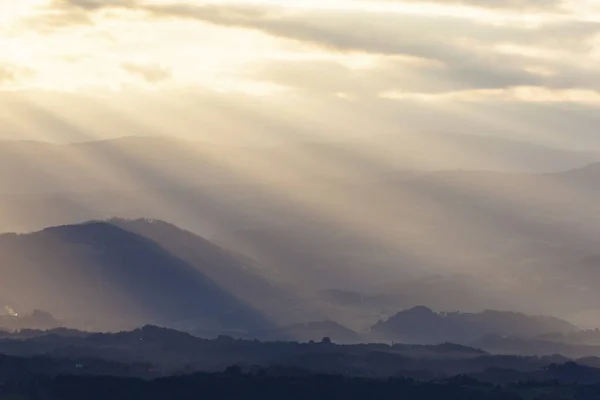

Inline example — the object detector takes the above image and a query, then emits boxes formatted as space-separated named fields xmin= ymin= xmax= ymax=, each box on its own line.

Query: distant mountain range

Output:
xmin=3 ymin=136 xmax=600 ymax=326
xmin=2 ymin=134 xmax=599 ymax=203
xmin=370 ymin=306 xmax=577 ymax=345
xmin=1 ymin=133 xmax=598 ymax=195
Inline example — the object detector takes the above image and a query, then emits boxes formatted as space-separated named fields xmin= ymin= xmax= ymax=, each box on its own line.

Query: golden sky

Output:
xmin=1 ymin=0 xmax=600 ymax=145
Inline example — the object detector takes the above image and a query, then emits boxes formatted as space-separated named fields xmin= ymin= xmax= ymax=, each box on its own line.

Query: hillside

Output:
xmin=0 ymin=219 xmax=308 ymax=332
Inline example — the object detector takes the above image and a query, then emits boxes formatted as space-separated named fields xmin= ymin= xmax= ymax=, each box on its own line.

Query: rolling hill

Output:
xmin=0 ymin=219 xmax=311 ymax=332
xmin=370 ymin=306 xmax=578 ymax=345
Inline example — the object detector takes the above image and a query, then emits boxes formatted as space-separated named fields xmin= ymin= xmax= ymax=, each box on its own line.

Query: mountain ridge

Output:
xmin=371 ymin=306 xmax=578 ymax=345
xmin=0 ymin=218 xmax=306 ymax=332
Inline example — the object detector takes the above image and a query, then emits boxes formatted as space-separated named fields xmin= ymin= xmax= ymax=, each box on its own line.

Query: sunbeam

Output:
xmin=2 ymin=0 xmax=600 ymax=351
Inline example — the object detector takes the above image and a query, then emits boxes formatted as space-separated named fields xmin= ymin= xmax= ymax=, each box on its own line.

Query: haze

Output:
xmin=2 ymin=0 xmax=600 ymax=334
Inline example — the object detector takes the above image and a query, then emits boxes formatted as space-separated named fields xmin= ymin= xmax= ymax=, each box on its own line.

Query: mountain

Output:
xmin=0 ymin=219 xmax=309 ymax=332
xmin=0 ymin=133 xmax=597 ymax=195
xmin=370 ymin=306 xmax=578 ymax=345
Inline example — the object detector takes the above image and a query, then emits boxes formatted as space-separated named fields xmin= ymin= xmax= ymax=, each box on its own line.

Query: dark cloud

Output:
xmin=121 ymin=63 xmax=171 ymax=83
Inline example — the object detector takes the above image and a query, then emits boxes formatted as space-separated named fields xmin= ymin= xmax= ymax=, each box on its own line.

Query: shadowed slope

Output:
xmin=0 ymin=220 xmax=286 ymax=331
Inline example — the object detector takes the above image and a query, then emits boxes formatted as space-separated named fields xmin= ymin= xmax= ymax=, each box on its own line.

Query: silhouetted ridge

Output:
xmin=0 ymin=310 xmax=60 ymax=331
xmin=0 ymin=219 xmax=285 ymax=332
xmin=371 ymin=307 xmax=577 ymax=345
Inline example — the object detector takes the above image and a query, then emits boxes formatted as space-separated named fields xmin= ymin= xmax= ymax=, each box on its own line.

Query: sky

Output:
xmin=1 ymin=0 xmax=600 ymax=147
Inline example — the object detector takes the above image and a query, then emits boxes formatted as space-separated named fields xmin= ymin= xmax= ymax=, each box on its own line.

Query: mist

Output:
xmin=2 ymin=0 xmax=600 ymax=369
xmin=0 ymin=132 xmax=600 ymax=332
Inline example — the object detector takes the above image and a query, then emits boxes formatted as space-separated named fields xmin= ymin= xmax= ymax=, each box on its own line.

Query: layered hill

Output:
xmin=371 ymin=306 xmax=578 ymax=345
xmin=0 ymin=134 xmax=597 ymax=195
xmin=0 ymin=219 xmax=308 ymax=332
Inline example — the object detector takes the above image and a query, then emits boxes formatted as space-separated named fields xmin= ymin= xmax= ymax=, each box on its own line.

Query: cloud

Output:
xmin=19 ymin=0 xmax=600 ymax=103
xmin=219 ymin=7 xmax=599 ymax=95
xmin=22 ymin=10 xmax=92 ymax=32
xmin=380 ymin=87 xmax=600 ymax=104
xmin=25 ymin=0 xmax=135 ymax=31
xmin=251 ymin=56 xmax=536 ymax=96
xmin=54 ymin=0 xmax=135 ymax=10
xmin=0 ymin=65 xmax=34 ymax=87
xmin=45 ymin=1 xmax=599 ymax=58
xmin=116 ymin=2 xmax=598 ymax=72
xmin=252 ymin=39 xmax=600 ymax=98
xmin=399 ymin=0 xmax=566 ymax=11
xmin=121 ymin=63 xmax=171 ymax=83
xmin=20 ymin=0 xmax=113 ymax=32
xmin=0 ymin=67 xmax=17 ymax=84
